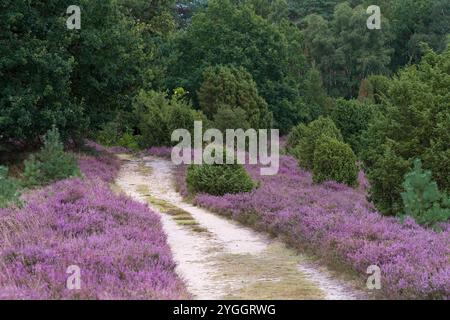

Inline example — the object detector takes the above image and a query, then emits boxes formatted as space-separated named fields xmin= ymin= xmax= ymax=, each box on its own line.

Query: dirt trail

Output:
xmin=115 ymin=154 xmax=367 ymax=300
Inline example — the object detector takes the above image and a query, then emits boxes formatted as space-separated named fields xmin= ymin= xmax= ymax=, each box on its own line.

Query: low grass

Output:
xmin=176 ymin=220 xmax=200 ymax=226
xmin=166 ymin=208 xmax=189 ymax=216
xmin=217 ymin=243 xmax=325 ymax=300
xmin=135 ymin=163 xmax=153 ymax=176
xmin=115 ymin=154 xmax=134 ymax=162
xmin=136 ymin=184 xmax=209 ymax=234
xmin=172 ymin=214 xmax=195 ymax=221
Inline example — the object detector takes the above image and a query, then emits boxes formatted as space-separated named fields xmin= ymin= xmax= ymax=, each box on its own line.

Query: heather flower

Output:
xmin=0 ymin=146 xmax=189 ymax=300
xmin=146 ymin=147 xmax=173 ymax=159
xmin=183 ymin=155 xmax=449 ymax=299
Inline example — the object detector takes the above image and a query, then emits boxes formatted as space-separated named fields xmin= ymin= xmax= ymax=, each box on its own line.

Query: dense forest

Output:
xmin=0 ymin=0 xmax=449 ymax=300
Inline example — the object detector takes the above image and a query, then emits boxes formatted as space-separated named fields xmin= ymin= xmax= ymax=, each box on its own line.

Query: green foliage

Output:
xmin=0 ymin=0 xmax=176 ymax=145
xmin=133 ymin=90 xmax=207 ymax=148
xmin=302 ymin=3 xmax=392 ymax=98
xmin=68 ymin=0 xmax=151 ymax=129
xmin=287 ymin=0 xmax=348 ymax=22
xmin=329 ymin=99 xmax=375 ymax=155
xmin=119 ymin=0 xmax=176 ymax=29
xmin=362 ymin=48 xmax=450 ymax=215
xmin=287 ymin=116 xmax=358 ymax=186
xmin=198 ymin=65 xmax=272 ymax=129
xmin=117 ymin=133 xmax=139 ymax=151
xmin=401 ymin=159 xmax=450 ymax=227
xmin=186 ymin=163 xmax=255 ymax=196
xmin=363 ymin=75 xmax=391 ymax=105
xmin=23 ymin=127 xmax=80 ymax=187
xmin=175 ymin=0 xmax=208 ymax=27
xmin=285 ymin=122 xmax=307 ymax=153
xmin=287 ymin=117 xmax=343 ymax=169
xmin=364 ymin=143 xmax=411 ymax=215
xmin=96 ymin=120 xmax=139 ymax=150
xmin=301 ymin=66 xmax=330 ymax=117
xmin=0 ymin=166 xmax=21 ymax=208
xmin=246 ymin=0 xmax=289 ymax=23
xmin=313 ymin=136 xmax=358 ymax=186
xmin=0 ymin=0 xmax=86 ymax=145
xmin=389 ymin=0 xmax=450 ymax=70
xmin=213 ymin=107 xmax=251 ymax=132
xmin=357 ymin=79 xmax=375 ymax=104
xmin=134 ymin=90 xmax=170 ymax=147
xmin=22 ymin=157 xmax=41 ymax=189
xmin=292 ymin=0 xmax=449 ymax=80
xmin=167 ymin=0 xmax=310 ymax=133
xmin=97 ymin=122 xmax=122 ymax=147
xmin=117 ymin=0 xmax=177 ymax=95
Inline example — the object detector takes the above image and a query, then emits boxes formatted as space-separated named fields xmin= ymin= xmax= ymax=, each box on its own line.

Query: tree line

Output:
xmin=1 ymin=0 xmax=449 ymax=221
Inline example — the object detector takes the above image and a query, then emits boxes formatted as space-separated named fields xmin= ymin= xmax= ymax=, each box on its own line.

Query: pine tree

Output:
xmin=23 ymin=127 xmax=80 ymax=187
xmin=401 ymin=159 xmax=450 ymax=227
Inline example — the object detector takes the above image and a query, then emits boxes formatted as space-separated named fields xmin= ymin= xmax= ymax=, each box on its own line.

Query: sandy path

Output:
xmin=115 ymin=154 xmax=367 ymax=300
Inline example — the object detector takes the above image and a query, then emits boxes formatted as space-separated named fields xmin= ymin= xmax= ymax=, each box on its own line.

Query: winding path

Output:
xmin=115 ymin=154 xmax=367 ymax=300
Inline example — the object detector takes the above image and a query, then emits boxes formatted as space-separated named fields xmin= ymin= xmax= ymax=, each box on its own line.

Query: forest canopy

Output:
xmin=1 ymin=0 xmax=449 ymax=219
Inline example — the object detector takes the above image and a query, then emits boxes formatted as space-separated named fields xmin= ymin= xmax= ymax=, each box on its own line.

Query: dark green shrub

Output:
xmin=285 ymin=122 xmax=308 ymax=153
xmin=363 ymin=143 xmax=411 ymax=215
xmin=186 ymin=163 xmax=255 ymax=196
xmin=213 ymin=106 xmax=251 ymax=132
xmin=401 ymin=159 xmax=450 ymax=227
xmin=329 ymin=99 xmax=376 ymax=155
xmin=96 ymin=121 xmax=121 ymax=147
xmin=134 ymin=90 xmax=208 ymax=148
xmin=361 ymin=48 xmax=450 ymax=215
xmin=117 ymin=133 xmax=139 ymax=151
xmin=313 ymin=136 xmax=358 ymax=186
xmin=134 ymin=90 xmax=170 ymax=147
xmin=23 ymin=127 xmax=80 ymax=187
xmin=96 ymin=120 xmax=139 ymax=150
xmin=287 ymin=117 xmax=343 ymax=169
xmin=197 ymin=65 xmax=272 ymax=129
xmin=0 ymin=166 xmax=21 ymax=208
xmin=166 ymin=100 xmax=208 ymax=136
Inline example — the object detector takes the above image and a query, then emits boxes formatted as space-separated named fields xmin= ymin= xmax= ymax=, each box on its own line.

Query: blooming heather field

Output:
xmin=173 ymin=155 xmax=449 ymax=299
xmin=0 ymin=145 xmax=188 ymax=300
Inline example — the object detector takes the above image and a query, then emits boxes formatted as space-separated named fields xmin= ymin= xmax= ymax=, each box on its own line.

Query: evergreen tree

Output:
xmin=166 ymin=0 xmax=310 ymax=132
xmin=362 ymin=48 xmax=450 ymax=215
xmin=401 ymin=159 xmax=450 ymax=227
xmin=197 ymin=65 xmax=272 ymax=129
xmin=23 ymin=127 xmax=80 ymax=187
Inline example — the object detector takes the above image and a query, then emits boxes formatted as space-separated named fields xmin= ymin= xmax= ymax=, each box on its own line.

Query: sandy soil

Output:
xmin=115 ymin=154 xmax=368 ymax=300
